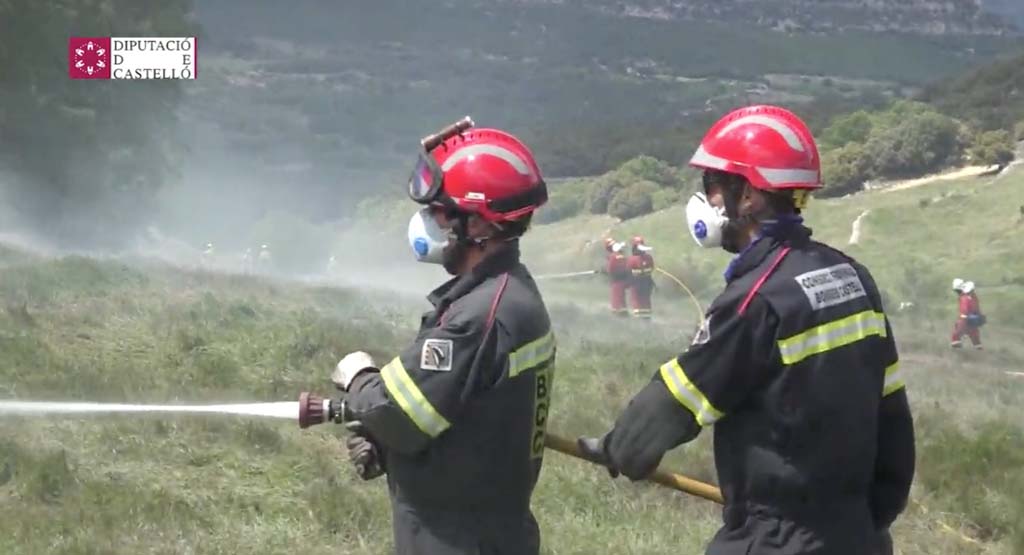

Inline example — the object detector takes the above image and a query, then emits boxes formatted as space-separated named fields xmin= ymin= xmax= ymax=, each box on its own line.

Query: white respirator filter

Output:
xmin=685 ymin=192 xmax=728 ymax=248
xmin=407 ymin=207 xmax=450 ymax=264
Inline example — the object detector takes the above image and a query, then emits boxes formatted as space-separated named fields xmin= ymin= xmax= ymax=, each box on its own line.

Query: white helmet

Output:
xmin=952 ymin=278 xmax=965 ymax=292
xmin=961 ymin=281 xmax=975 ymax=294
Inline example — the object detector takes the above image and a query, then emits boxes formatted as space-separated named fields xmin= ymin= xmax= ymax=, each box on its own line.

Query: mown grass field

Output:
xmin=1 ymin=167 xmax=1023 ymax=554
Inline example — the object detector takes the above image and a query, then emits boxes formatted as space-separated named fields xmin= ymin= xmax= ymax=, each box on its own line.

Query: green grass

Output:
xmin=521 ymin=163 xmax=1024 ymax=329
xmin=2 ymin=167 xmax=1024 ymax=553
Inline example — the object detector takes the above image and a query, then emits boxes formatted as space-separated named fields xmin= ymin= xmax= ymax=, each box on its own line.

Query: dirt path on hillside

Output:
xmin=869 ymin=141 xmax=1024 ymax=194
xmin=875 ymin=165 xmax=997 ymax=194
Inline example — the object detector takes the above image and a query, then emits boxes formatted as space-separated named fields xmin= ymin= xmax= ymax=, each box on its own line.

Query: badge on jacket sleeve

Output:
xmin=691 ymin=313 xmax=712 ymax=346
xmin=421 ymin=339 xmax=453 ymax=371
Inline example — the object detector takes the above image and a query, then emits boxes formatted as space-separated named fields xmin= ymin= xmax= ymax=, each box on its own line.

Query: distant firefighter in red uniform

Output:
xmin=603 ymin=237 xmax=630 ymax=316
xmin=627 ymin=236 xmax=655 ymax=319
xmin=950 ymin=278 xmax=984 ymax=350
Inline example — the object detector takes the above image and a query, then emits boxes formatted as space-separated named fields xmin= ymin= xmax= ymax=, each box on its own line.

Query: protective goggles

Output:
xmin=407 ymin=116 xmax=474 ymax=205
xmin=700 ymin=169 xmax=811 ymax=209
xmin=407 ymin=149 xmax=446 ymax=205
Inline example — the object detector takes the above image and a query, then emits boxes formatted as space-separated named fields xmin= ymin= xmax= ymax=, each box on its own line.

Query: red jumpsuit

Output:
xmin=951 ymin=293 xmax=982 ymax=348
xmin=606 ymin=252 xmax=630 ymax=316
xmin=627 ymin=252 xmax=655 ymax=319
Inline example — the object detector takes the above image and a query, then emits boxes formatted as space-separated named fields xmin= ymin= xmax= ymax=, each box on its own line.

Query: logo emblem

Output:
xmin=68 ymin=37 xmax=111 ymax=79
xmin=413 ymin=237 xmax=429 ymax=256
xmin=694 ymin=220 xmax=707 ymax=239
xmin=420 ymin=339 xmax=453 ymax=371
xmin=691 ymin=314 xmax=712 ymax=346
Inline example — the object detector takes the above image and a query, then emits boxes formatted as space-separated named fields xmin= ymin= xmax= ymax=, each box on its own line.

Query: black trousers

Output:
xmin=390 ymin=499 xmax=540 ymax=555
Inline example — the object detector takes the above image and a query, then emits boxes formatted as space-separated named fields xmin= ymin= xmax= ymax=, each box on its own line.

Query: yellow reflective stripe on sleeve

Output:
xmin=658 ymin=358 xmax=724 ymax=426
xmin=381 ymin=357 xmax=451 ymax=438
xmin=508 ymin=330 xmax=556 ymax=378
xmin=777 ymin=310 xmax=888 ymax=366
xmin=883 ymin=362 xmax=905 ymax=396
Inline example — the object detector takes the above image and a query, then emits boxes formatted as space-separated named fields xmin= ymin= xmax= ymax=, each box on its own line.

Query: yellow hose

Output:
xmin=544 ymin=433 xmax=724 ymax=504
xmin=654 ymin=266 xmax=704 ymax=317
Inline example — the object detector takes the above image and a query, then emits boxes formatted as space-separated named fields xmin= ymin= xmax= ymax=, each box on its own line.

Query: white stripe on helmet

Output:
xmin=758 ymin=167 xmax=820 ymax=186
xmin=441 ymin=144 xmax=531 ymax=175
xmin=689 ymin=145 xmax=730 ymax=170
xmin=717 ymin=115 xmax=806 ymax=153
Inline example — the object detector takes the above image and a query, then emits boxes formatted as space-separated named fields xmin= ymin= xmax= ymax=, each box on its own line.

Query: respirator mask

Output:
xmin=685 ymin=192 xmax=729 ymax=249
xmin=407 ymin=207 xmax=453 ymax=265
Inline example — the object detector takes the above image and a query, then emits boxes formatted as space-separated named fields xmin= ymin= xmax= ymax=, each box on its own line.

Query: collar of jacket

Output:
xmin=723 ymin=216 xmax=811 ymax=283
xmin=427 ymin=240 xmax=522 ymax=308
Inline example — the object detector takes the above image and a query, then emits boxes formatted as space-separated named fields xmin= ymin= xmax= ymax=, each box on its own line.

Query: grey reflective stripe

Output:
xmin=440 ymin=144 xmax=531 ymax=175
xmin=758 ymin=167 xmax=820 ymax=186
xmin=689 ymin=145 xmax=729 ymax=171
xmin=777 ymin=310 xmax=887 ymax=365
xmin=508 ymin=330 xmax=556 ymax=378
xmin=883 ymin=362 xmax=905 ymax=397
xmin=659 ymin=359 xmax=723 ymax=426
xmin=381 ymin=357 xmax=451 ymax=438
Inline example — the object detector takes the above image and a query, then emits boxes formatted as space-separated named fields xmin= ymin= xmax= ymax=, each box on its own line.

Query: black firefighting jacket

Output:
xmin=345 ymin=242 xmax=556 ymax=515
xmin=603 ymin=223 xmax=915 ymax=555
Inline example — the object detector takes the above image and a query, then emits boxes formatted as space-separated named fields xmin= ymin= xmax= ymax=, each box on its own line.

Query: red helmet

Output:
xmin=604 ymin=237 xmax=616 ymax=251
xmin=631 ymin=235 xmax=645 ymax=247
xmin=689 ymin=105 xmax=821 ymax=191
xmin=408 ymin=119 xmax=547 ymax=223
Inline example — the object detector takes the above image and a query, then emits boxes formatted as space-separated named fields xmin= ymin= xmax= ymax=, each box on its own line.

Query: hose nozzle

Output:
xmin=298 ymin=392 xmax=342 ymax=428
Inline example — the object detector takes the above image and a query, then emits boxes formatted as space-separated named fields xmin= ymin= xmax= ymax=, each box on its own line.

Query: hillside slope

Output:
xmin=520 ymin=161 xmax=1024 ymax=331
xmin=175 ymin=0 xmax=1023 ymax=220
xmin=2 ymin=166 xmax=1024 ymax=552
xmin=497 ymin=0 xmax=1020 ymax=35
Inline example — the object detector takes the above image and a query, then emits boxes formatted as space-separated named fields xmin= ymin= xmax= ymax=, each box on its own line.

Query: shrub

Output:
xmin=586 ymin=174 xmax=627 ymax=214
xmin=607 ymin=181 xmax=660 ymax=220
xmin=535 ymin=191 xmax=585 ymax=224
xmin=615 ymin=155 xmax=686 ymax=190
xmin=968 ymin=129 xmax=1016 ymax=168
xmin=652 ymin=188 xmax=684 ymax=211
xmin=820 ymin=142 xmax=873 ymax=198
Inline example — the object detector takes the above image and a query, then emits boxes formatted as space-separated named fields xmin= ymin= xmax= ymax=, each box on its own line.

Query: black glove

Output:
xmin=602 ymin=379 xmax=698 ymax=480
xmin=576 ymin=433 xmax=620 ymax=478
xmin=344 ymin=422 xmax=385 ymax=480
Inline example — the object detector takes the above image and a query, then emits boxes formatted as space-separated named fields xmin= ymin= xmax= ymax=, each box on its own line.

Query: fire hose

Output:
xmin=654 ymin=266 xmax=704 ymax=318
xmin=534 ymin=270 xmax=598 ymax=280
xmin=542 ymin=433 xmax=724 ymax=504
xmin=535 ymin=266 xmax=705 ymax=320
xmin=298 ymin=393 xmax=724 ymax=505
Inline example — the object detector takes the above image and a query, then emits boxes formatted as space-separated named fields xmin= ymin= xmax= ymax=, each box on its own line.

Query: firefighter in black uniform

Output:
xmin=329 ymin=120 xmax=556 ymax=555
xmin=579 ymin=105 xmax=915 ymax=555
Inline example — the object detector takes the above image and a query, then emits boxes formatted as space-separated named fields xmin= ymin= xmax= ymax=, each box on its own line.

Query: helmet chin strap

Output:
xmin=451 ymin=213 xmax=490 ymax=248
xmin=451 ymin=213 xmax=514 ymax=248
xmin=720 ymin=182 xmax=757 ymax=254
xmin=442 ymin=213 xmax=503 ymax=275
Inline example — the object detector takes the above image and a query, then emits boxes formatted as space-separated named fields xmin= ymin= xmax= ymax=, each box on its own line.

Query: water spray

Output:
xmin=0 ymin=393 xmax=723 ymax=504
xmin=0 ymin=400 xmax=301 ymax=419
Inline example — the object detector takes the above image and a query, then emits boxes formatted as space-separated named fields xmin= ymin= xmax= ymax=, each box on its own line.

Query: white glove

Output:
xmin=332 ymin=351 xmax=377 ymax=391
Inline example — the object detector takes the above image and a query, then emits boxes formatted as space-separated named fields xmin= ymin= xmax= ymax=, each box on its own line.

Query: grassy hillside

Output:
xmin=522 ymin=161 xmax=1024 ymax=330
xmin=1 ymin=167 xmax=1024 ymax=553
